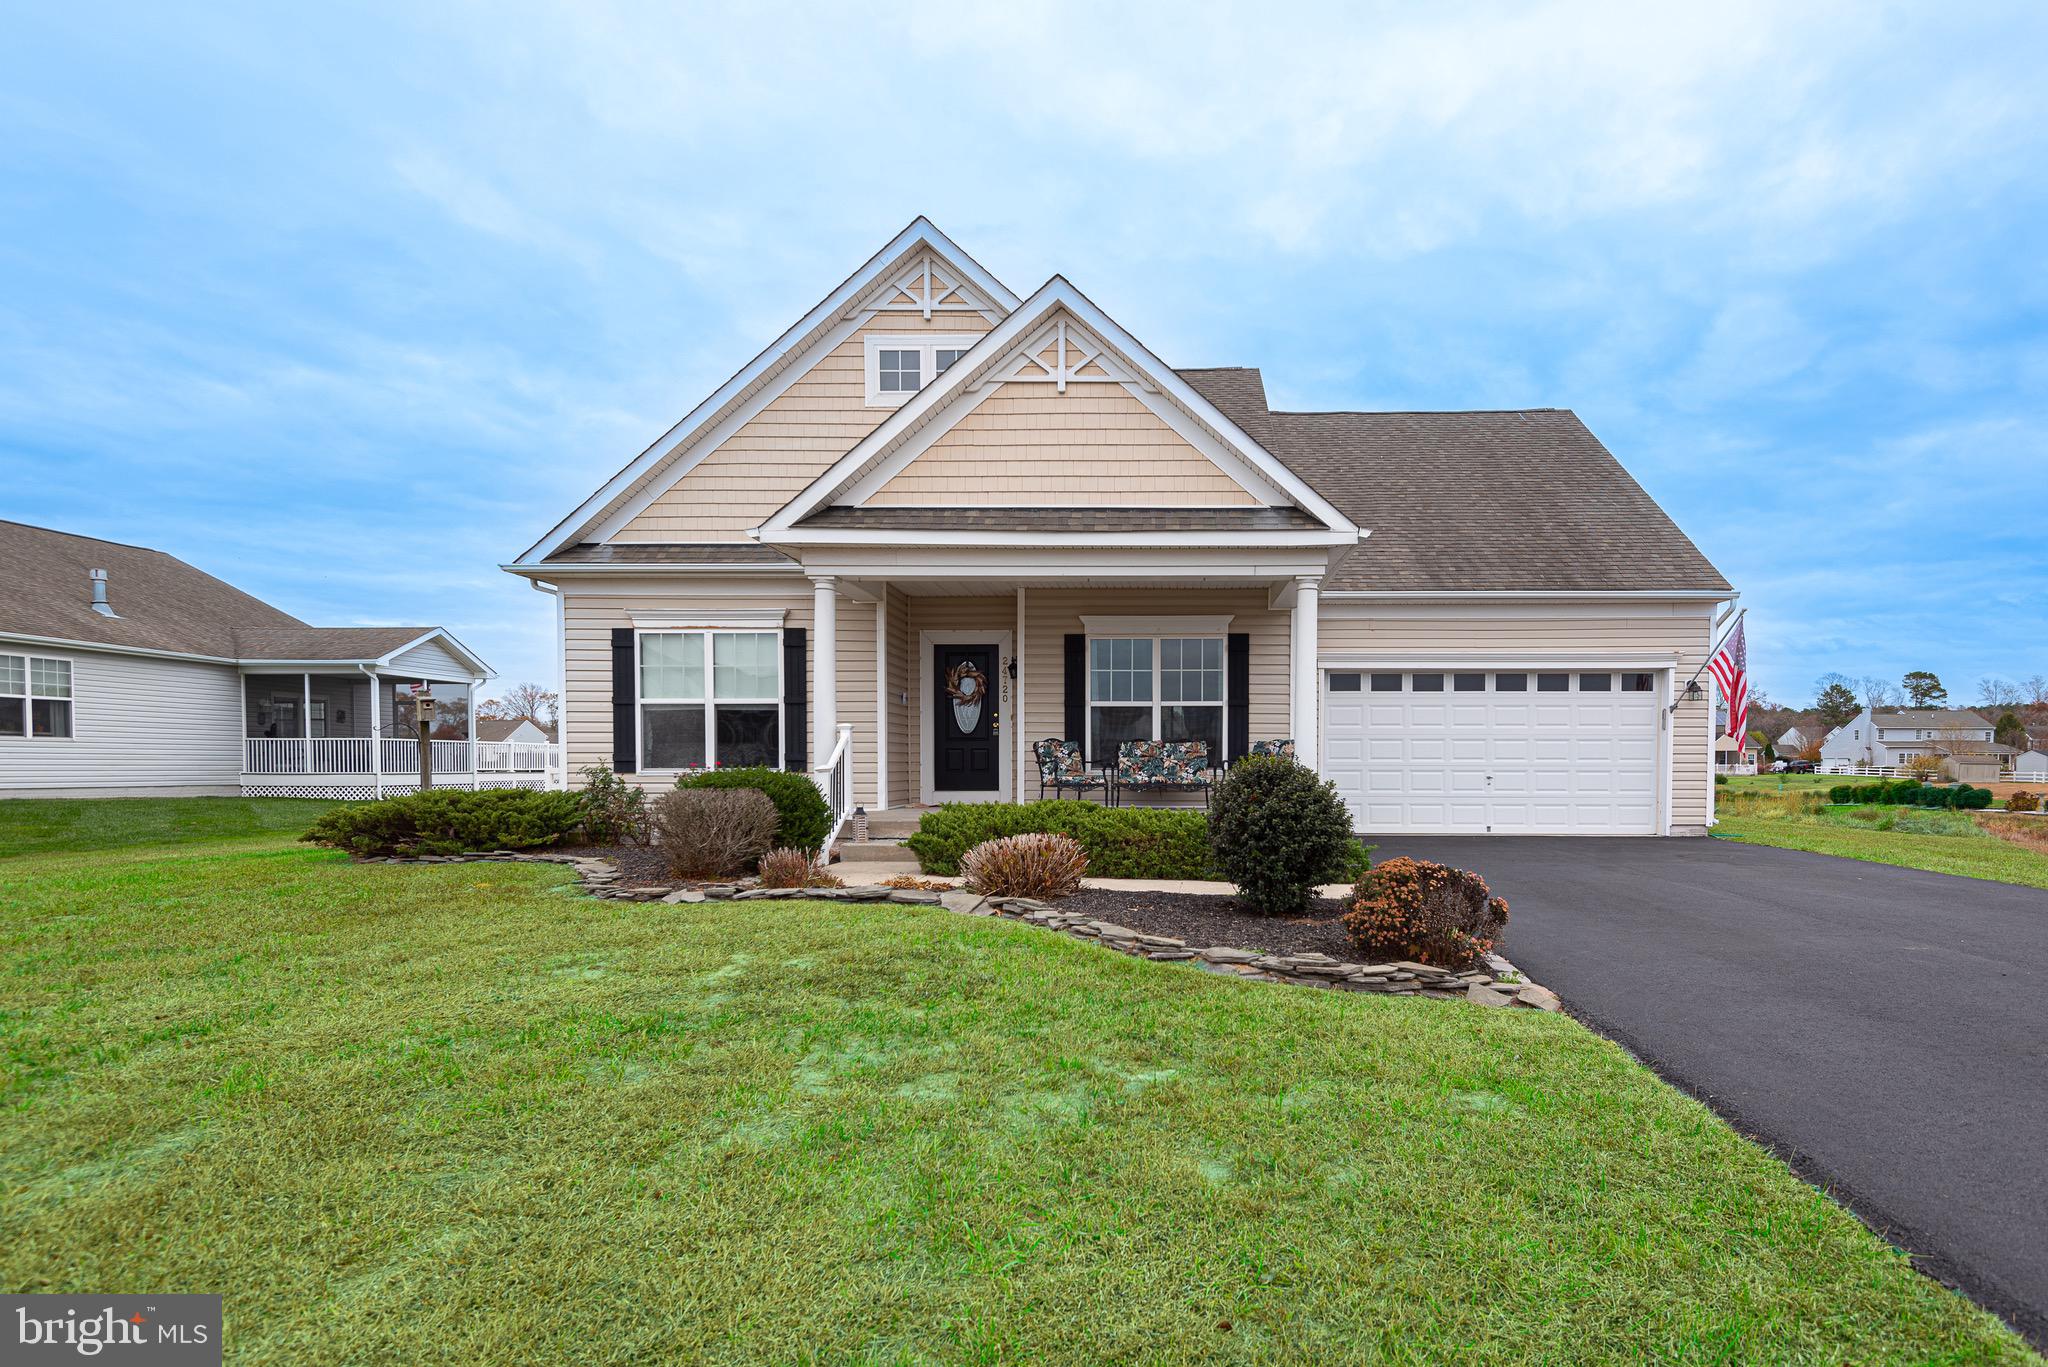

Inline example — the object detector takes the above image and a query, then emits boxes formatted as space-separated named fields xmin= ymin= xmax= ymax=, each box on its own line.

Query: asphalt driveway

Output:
xmin=1369 ymin=834 xmax=2048 ymax=1347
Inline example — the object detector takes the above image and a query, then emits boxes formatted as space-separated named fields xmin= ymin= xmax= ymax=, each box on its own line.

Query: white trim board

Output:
xmin=1080 ymin=615 xmax=1234 ymax=634
xmin=515 ymin=219 xmax=1019 ymax=564
xmin=626 ymin=609 xmax=787 ymax=629
xmin=917 ymin=629 xmax=1013 ymax=806
xmin=758 ymin=277 xmax=1359 ymax=540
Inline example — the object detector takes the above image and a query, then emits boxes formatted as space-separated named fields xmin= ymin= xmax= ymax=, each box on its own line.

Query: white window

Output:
xmin=1087 ymin=636 xmax=1225 ymax=762
xmin=638 ymin=630 xmax=781 ymax=771
xmin=1 ymin=655 xmax=72 ymax=739
xmin=864 ymin=334 xmax=980 ymax=406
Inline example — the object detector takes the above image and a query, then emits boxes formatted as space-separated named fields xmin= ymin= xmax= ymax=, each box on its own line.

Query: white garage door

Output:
xmin=1323 ymin=669 xmax=1661 ymax=834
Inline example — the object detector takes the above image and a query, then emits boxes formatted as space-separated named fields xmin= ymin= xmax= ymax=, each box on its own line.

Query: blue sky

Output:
xmin=4 ymin=3 xmax=2044 ymax=708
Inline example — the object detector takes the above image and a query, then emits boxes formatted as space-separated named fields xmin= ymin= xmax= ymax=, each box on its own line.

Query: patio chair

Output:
xmin=1033 ymin=737 xmax=1108 ymax=802
xmin=1113 ymin=739 xmax=1213 ymax=809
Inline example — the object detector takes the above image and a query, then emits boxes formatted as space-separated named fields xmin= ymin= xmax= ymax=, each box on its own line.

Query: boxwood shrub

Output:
xmin=676 ymin=767 xmax=831 ymax=853
xmin=1826 ymin=780 xmax=1993 ymax=810
xmin=1210 ymin=756 xmax=1367 ymax=915
xmin=905 ymin=800 xmax=1218 ymax=879
xmin=302 ymin=788 xmax=584 ymax=857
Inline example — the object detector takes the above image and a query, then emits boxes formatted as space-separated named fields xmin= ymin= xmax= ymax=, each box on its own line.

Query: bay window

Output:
xmin=639 ymin=630 xmax=781 ymax=771
xmin=1088 ymin=636 xmax=1225 ymax=763
xmin=1 ymin=654 xmax=71 ymax=739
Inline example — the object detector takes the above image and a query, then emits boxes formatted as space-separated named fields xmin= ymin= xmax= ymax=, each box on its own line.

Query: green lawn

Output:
xmin=0 ymin=797 xmax=341 ymax=859
xmin=1714 ymin=789 xmax=2048 ymax=891
xmin=0 ymin=813 xmax=2035 ymax=1362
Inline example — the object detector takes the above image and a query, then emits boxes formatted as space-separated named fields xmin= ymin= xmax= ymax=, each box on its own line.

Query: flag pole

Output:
xmin=1670 ymin=606 xmax=1747 ymax=713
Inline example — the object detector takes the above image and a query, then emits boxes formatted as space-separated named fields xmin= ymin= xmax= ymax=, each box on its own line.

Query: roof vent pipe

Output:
xmin=89 ymin=567 xmax=118 ymax=617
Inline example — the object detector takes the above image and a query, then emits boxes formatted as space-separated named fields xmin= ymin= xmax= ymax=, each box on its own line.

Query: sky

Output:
xmin=3 ymin=2 xmax=2044 ymax=709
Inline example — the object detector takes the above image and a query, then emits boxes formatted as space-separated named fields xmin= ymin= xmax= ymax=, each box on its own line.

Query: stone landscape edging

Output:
xmin=359 ymin=850 xmax=1561 ymax=1010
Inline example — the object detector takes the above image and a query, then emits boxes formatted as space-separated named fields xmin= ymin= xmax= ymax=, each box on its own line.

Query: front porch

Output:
xmin=239 ymin=670 xmax=559 ymax=797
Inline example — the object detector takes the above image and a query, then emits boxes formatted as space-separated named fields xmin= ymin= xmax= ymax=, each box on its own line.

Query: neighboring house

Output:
xmin=1714 ymin=734 xmax=1756 ymax=776
xmin=503 ymin=220 xmax=1735 ymax=838
xmin=0 ymin=520 xmax=519 ymax=799
xmin=476 ymin=716 xmax=556 ymax=745
xmin=1818 ymin=706 xmax=2015 ymax=779
xmin=474 ymin=716 xmax=560 ymax=776
xmin=1775 ymin=725 xmax=1811 ymax=753
xmin=2012 ymin=750 xmax=2048 ymax=782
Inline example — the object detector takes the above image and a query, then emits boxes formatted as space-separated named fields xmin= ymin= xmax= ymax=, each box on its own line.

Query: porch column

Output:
xmin=302 ymin=672 xmax=312 ymax=773
xmin=368 ymin=672 xmax=383 ymax=797
xmin=874 ymin=590 xmax=888 ymax=809
xmin=811 ymin=575 xmax=838 ymax=766
xmin=469 ymin=677 xmax=483 ymax=789
xmin=1290 ymin=577 xmax=1321 ymax=771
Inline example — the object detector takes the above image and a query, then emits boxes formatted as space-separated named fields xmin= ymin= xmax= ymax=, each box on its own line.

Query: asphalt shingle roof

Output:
xmin=1178 ymin=368 xmax=1731 ymax=593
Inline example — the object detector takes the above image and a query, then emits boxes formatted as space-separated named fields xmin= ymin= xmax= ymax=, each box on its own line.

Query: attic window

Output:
xmin=865 ymin=334 xmax=979 ymax=407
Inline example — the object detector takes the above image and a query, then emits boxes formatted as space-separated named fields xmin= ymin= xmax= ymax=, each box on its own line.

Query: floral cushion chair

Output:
xmin=1246 ymin=738 xmax=1297 ymax=762
xmin=1113 ymin=739 xmax=1213 ymax=808
xmin=1033 ymin=738 xmax=1106 ymax=801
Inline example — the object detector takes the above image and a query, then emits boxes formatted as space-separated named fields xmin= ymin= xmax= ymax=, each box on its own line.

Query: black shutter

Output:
xmin=1064 ymin=634 xmax=1087 ymax=759
xmin=610 ymin=628 xmax=637 ymax=773
xmin=1226 ymin=632 xmax=1251 ymax=765
xmin=783 ymin=628 xmax=807 ymax=771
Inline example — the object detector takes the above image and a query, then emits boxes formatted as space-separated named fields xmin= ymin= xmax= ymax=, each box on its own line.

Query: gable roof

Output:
xmin=476 ymin=716 xmax=556 ymax=742
xmin=1871 ymin=708 xmax=1991 ymax=730
xmin=1180 ymin=370 xmax=1731 ymax=594
xmin=513 ymin=218 xmax=1019 ymax=566
xmin=760 ymin=278 xmax=1358 ymax=542
xmin=0 ymin=520 xmax=492 ymax=672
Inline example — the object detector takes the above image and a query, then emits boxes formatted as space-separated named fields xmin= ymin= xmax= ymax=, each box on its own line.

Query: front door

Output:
xmin=933 ymin=643 xmax=1000 ymax=793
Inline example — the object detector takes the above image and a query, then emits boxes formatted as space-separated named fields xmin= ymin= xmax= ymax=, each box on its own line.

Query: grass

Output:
xmin=0 ymin=797 xmax=342 ymax=860
xmin=0 ymin=813 xmax=2037 ymax=1362
xmin=1713 ymin=789 xmax=2048 ymax=891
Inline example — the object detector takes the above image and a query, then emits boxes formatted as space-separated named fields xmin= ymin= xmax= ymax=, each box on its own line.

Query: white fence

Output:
xmin=812 ymin=724 xmax=855 ymax=851
xmin=246 ymin=738 xmax=558 ymax=777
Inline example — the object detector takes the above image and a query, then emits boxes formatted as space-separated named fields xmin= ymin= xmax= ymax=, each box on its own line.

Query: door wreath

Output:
xmin=946 ymin=659 xmax=988 ymax=733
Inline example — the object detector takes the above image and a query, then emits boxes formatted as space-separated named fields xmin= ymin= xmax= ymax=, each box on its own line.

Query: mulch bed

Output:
xmin=1059 ymin=888 xmax=1358 ymax=959
xmin=554 ymin=842 xmax=668 ymax=884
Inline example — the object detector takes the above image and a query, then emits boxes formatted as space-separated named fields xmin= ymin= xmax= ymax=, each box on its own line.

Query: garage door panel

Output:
xmin=1325 ymin=669 xmax=1659 ymax=835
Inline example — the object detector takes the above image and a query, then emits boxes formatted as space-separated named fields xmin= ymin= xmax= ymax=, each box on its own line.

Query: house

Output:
xmin=1715 ymin=734 xmax=1756 ymax=776
xmin=474 ymin=716 xmax=560 ymax=776
xmin=1818 ymin=706 xmax=2016 ymax=779
xmin=503 ymin=220 xmax=1734 ymax=838
xmin=476 ymin=716 xmax=556 ymax=746
xmin=0 ymin=520 xmax=537 ymax=799
xmin=1775 ymin=725 xmax=1812 ymax=754
xmin=2012 ymin=750 xmax=2048 ymax=782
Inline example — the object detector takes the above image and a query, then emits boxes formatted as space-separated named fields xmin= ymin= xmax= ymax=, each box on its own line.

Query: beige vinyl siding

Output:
xmin=867 ymin=383 xmax=1258 ymax=507
xmin=0 ymin=645 xmax=242 ymax=795
xmin=885 ymin=585 xmax=912 ymax=806
xmin=617 ymin=315 xmax=992 ymax=542
xmin=1316 ymin=604 xmax=1717 ymax=832
xmin=1018 ymin=588 xmax=1289 ymax=807
xmin=384 ymin=637 xmax=476 ymax=682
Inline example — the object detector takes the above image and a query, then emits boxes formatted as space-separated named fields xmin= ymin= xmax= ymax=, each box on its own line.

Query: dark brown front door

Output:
xmin=933 ymin=643 xmax=1000 ymax=792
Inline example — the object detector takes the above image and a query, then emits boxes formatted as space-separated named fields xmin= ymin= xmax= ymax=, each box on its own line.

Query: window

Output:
xmin=1088 ymin=636 xmax=1224 ymax=762
xmin=865 ymin=335 xmax=981 ymax=406
xmin=1621 ymin=672 xmax=1655 ymax=692
xmin=1370 ymin=673 xmax=1403 ymax=692
xmin=638 ymin=630 xmax=781 ymax=771
xmin=1328 ymin=673 xmax=1362 ymax=692
xmin=2 ymin=655 xmax=71 ymax=739
xmin=1537 ymin=673 xmax=1570 ymax=692
xmin=1494 ymin=672 xmax=1527 ymax=692
xmin=1579 ymin=673 xmax=1612 ymax=692
xmin=1453 ymin=673 xmax=1486 ymax=692
xmin=1411 ymin=673 xmax=1444 ymax=692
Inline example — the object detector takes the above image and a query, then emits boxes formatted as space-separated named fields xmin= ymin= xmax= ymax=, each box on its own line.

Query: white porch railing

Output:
xmin=247 ymin=738 xmax=560 ymax=780
xmin=812 ymin=723 xmax=856 ymax=851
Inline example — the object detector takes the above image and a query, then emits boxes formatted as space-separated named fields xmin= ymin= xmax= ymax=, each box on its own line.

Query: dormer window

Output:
xmin=865 ymin=335 xmax=979 ymax=406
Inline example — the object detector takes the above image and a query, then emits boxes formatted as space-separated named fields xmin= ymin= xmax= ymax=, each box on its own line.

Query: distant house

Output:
xmin=1819 ymin=707 xmax=2016 ymax=780
xmin=0 ymin=520 xmax=541 ymax=799
xmin=1775 ymin=725 xmax=1812 ymax=753
xmin=476 ymin=716 xmax=556 ymax=746
xmin=2015 ymin=750 xmax=2048 ymax=782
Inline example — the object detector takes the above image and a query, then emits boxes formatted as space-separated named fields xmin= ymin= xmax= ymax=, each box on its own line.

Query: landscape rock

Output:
xmin=1466 ymin=984 xmax=1516 ymax=1007
xmin=662 ymin=889 xmax=705 ymax=904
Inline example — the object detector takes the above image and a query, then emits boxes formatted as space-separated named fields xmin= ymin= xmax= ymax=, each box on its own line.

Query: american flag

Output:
xmin=1709 ymin=618 xmax=1749 ymax=748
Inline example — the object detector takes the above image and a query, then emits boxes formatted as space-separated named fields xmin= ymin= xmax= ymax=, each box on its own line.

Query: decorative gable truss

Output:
xmin=988 ymin=316 xmax=1142 ymax=393
xmin=871 ymin=251 xmax=1005 ymax=323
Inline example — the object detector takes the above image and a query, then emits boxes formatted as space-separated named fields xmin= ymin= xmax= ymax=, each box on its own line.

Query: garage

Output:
xmin=1322 ymin=669 xmax=1662 ymax=834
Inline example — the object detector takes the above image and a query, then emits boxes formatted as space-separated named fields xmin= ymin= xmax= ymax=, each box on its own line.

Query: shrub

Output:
xmin=1341 ymin=857 xmax=1509 ymax=970
xmin=906 ymin=800 xmax=1219 ymax=879
xmin=676 ymin=767 xmax=830 ymax=853
xmin=1958 ymin=785 xmax=1993 ymax=810
xmin=1828 ymin=784 xmax=1854 ymax=805
xmin=303 ymin=788 xmax=583 ymax=857
xmin=959 ymin=833 xmax=1088 ymax=899
xmin=2007 ymin=790 xmax=2040 ymax=813
xmin=651 ymin=788 xmax=780 ymax=878
xmin=1209 ymin=756 xmax=1360 ymax=916
xmin=756 ymin=846 xmax=842 ymax=888
xmin=1715 ymin=773 xmax=1728 ymax=786
xmin=577 ymin=764 xmax=649 ymax=845
xmin=1902 ymin=754 xmax=1947 ymax=780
